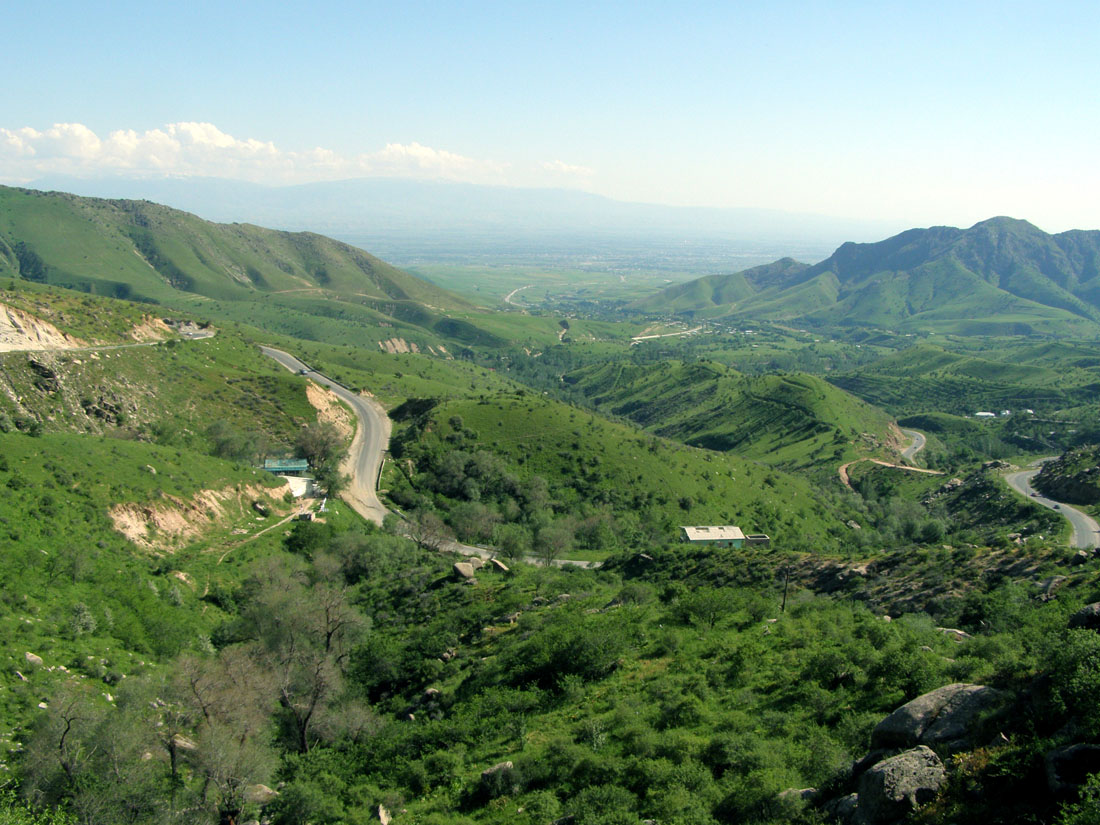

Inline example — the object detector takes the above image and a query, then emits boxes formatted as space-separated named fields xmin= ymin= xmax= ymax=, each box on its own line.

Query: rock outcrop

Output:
xmin=1068 ymin=602 xmax=1100 ymax=631
xmin=1045 ymin=743 xmax=1100 ymax=794
xmin=871 ymin=683 xmax=1001 ymax=751
xmin=855 ymin=746 xmax=945 ymax=824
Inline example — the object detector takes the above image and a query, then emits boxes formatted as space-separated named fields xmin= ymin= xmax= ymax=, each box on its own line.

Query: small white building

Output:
xmin=680 ymin=526 xmax=746 ymax=548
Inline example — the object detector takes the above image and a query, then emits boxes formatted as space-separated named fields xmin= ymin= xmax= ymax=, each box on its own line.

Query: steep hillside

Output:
xmin=387 ymin=392 xmax=869 ymax=558
xmin=634 ymin=217 xmax=1100 ymax=336
xmin=562 ymin=360 xmax=899 ymax=469
xmin=1033 ymin=446 xmax=1100 ymax=506
xmin=0 ymin=186 xmax=505 ymax=349
xmin=830 ymin=343 xmax=1100 ymax=417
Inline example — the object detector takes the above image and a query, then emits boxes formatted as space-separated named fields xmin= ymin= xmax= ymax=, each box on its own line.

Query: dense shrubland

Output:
xmin=12 ymin=512 xmax=1100 ymax=825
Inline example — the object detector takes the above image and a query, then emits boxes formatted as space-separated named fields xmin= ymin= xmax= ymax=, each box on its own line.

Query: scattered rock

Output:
xmin=468 ymin=557 xmax=485 ymax=570
xmin=453 ymin=562 xmax=476 ymax=580
xmin=171 ymin=734 xmax=198 ymax=752
xmin=37 ymin=702 xmax=48 ymax=710
xmin=1070 ymin=550 xmax=1091 ymax=566
xmin=14 ymin=671 xmax=27 ymax=682
xmin=1045 ymin=743 xmax=1100 ymax=794
xmin=855 ymin=746 xmax=945 ymax=824
xmin=1039 ymin=576 xmax=1069 ymax=601
xmin=24 ymin=652 xmax=43 ymax=667
xmin=871 ymin=683 xmax=1002 ymax=751
xmin=778 ymin=787 xmax=818 ymax=804
xmin=847 ymin=520 xmax=862 ymax=530
xmin=481 ymin=760 xmax=518 ymax=797
xmin=936 ymin=627 xmax=972 ymax=642
xmin=1069 ymin=602 xmax=1100 ymax=631
xmin=824 ymin=793 xmax=859 ymax=824
xmin=490 ymin=558 xmax=510 ymax=573
xmin=144 ymin=464 xmax=157 ymax=475
xmin=244 ymin=784 xmax=279 ymax=805
xmin=378 ymin=804 xmax=391 ymax=825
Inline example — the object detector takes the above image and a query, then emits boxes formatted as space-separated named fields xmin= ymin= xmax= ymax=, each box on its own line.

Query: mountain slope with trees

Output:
xmin=633 ymin=218 xmax=1100 ymax=336
xmin=0 ymin=185 xmax=505 ymax=350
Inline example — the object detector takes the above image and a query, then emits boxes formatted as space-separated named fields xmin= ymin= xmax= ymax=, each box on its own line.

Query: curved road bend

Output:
xmin=900 ymin=428 xmax=927 ymax=462
xmin=1004 ymin=458 xmax=1100 ymax=550
xmin=261 ymin=346 xmax=600 ymax=567
xmin=260 ymin=346 xmax=390 ymax=525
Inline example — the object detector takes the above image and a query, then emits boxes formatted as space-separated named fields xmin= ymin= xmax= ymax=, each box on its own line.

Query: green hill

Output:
xmin=633 ymin=217 xmax=1100 ymax=337
xmin=0 ymin=185 xmax=506 ymax=350
xmin=829 ymin=342 xmax=1100 ymax=417
xmin=387 ymin=391 xmax=869 ymax=558
xmin=562 ymin=360 xmax=899 ymax=469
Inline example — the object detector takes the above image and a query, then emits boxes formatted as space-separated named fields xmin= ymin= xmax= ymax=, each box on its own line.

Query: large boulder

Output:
xmin=1068 ymin=602 xmax=1100 ymax=631
xmin=855 ymin=746 xmax=945 ymax=825
xmin=1045 ymin=743 xmax=1100 ymax=794
xmin=871 ymin=683 xmax=1001 ymax=751
xmin=453 ymin=562 xmax=476 ymax=580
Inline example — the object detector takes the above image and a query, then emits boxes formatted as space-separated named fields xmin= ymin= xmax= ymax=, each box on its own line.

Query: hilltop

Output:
xmin=0 ymin=185 xmax=504 ymax=351
xmin=562 ymin=360 xmax=900 ymax=470
xmin=633 ymin=217 xmax=1100 ymax=337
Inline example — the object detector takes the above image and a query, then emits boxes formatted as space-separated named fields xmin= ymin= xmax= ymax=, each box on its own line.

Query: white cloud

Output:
xmin=0 ymin=122 xmax=504 ymax=185
xmin=541 ymin=159 xmax=594 ymax=177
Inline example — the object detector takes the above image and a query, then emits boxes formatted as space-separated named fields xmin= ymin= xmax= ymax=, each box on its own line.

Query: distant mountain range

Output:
xmin=24 ymin=175 xmax=897 ymax=270
xmin=633 ymin=217 xmax=1100 ymax=336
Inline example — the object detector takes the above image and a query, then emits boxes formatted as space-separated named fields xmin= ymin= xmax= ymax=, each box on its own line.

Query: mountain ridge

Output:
xmin=634 ymin=217 xmax=1100 ymax=336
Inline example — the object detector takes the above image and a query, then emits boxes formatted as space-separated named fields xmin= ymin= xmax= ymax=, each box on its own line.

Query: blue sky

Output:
xmin=2 ymin=1 xmax=1098 ymax=230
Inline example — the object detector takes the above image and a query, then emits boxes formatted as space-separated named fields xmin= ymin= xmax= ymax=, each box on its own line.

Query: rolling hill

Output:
xmin=562 ymin=360 xmax=900 ymax=469
xmin=829 ymin=342 xmax=1100 ymax=417
xmin=0 ymin=185 xmax=505 ymax=349
xmin=633 ymin=217 xmax=1100 ymax=337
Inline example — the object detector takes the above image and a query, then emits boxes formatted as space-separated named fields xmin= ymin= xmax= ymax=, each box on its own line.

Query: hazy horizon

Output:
xmin=2 ymin=2 xmax=1098 ymax=232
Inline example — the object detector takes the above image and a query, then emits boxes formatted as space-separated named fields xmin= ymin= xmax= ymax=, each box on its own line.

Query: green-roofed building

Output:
xmin=262 ymin=458 xmax=311 ymax=476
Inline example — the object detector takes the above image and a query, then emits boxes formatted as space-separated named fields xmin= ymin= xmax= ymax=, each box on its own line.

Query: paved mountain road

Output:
xmin=1004 ymin=458 xmax=1100 ymax=550
xmin=900 ymin=428 xmax=927 ymax=462
xmin=261 ymin=346 xmax=390 ymax=525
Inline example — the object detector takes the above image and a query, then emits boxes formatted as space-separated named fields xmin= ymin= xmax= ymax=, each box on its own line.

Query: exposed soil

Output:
xmin=0 ymin=302 xmax=85 ymax=352
xmin=305 ymin=383 xmax=354 ymax=442
xmin=109 ymin=481 xmax=291 ymax=553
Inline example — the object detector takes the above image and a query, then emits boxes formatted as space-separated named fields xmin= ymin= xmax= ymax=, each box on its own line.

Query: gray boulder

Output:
xmin=1045 ymin=743 xmax=1100 ymax=794
xmin=1068 ymin=602 xmax=1100 ymax=631
xmin=871 ymin=683 xmax=1001 ymax=751
xmin=824 ymin=793 xmax=859 ymax=824
xmin=453 ymin=562 xmax=476 ymax=580
xmin=856 ymin=746 xmax=945 ymax=824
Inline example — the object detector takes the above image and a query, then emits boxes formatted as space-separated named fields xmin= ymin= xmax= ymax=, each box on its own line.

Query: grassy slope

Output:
xmin=830 ymin=342 xmax=1100 ymax=416
xmin=0 ymin=186 xmax=519 ymax=351
xmin=564 ymin=360 xmax=899 ymax=469
xmin=0 ymin=431 xmax=302 ymax=761
xmin=392 ymin=392 xmax=865 ymax=555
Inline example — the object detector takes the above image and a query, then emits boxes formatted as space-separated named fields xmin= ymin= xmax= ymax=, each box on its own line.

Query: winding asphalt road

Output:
xmin=260 ymin=346 xmax=390 ymax=525
xmin=1004 ymin=458 xmax=1100 ymax=550
xmin=900 ymin=428 xmax=926 ymax=462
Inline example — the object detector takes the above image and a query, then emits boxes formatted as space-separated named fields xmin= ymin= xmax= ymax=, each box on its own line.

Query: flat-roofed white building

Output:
xmin=680 ymin=525 xmax=746 ymax=548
